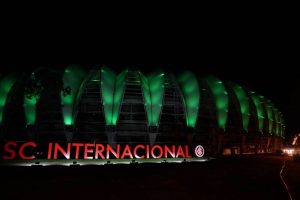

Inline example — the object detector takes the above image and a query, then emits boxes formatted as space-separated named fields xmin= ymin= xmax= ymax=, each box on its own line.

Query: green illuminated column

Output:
xmin=228 ymin=82 xmax=250 ymax=132
xmin=23 ymin=72 xmax=43 ymax=126
xmin=0 ymin=74 xmax=17 ymax=124
xmin=278 ymin=113 xmax=282 ymax=137
xmin=273 ymin=107 xmax=280 ymax=136
xmin=61 ymin=65 xmax=88 ymax=125
xmin=177 ymin=71 xmax=200 ymax=128
xmin=263 ymin=99 xmax=274 ymax=135
xmin=249 ymin=92 xmax=264 ymax=132
xmin=139 ymin=71 xmax=165 ymax=126
xmin=24 ymin=94 xmax=39 ymax=125
xmin=101 ymin=67 xmax=128 ymax=126
xmin=204 ymin=76 xmax=228 ymax=130
xmin=279 ymin=113 xmax=285 ymax=138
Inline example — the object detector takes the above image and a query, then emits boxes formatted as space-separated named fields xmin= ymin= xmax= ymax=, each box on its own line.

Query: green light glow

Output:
xmin=273 ymin=107 xmax=280 ymax=136
xmin=249 ymin=92 xmax=264 ymax=132
xmin=278 ymin=113 xmax=282 ymax=137
xmin=139 ymin=71 xmax=165 ymax=126
xmin=279 ymin=113 xmax=285 ymax=137
xmin=263 ymin=100 xmax=274 ymax=135
xmin=62 ymin=65 xmax=88 ymax=125
xmin=0 ymin=75 xmax=16 ymax=124
xmin=228 ymin=82 xmax=250 ymax=132
xmin=177 ymin=71 xmax=200 ymax=128
xmin=24 ymin=95 xmax=38 ymax=125
xmin=101 ymin=67 xmax=128 ymax=126
xmin=204 ymin=76 xmax=228 ymax=129
xmin=24 ymin=71 xmax=43 ymax=126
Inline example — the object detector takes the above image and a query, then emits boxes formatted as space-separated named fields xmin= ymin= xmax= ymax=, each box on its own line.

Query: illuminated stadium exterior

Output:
xmin=0 ymin=65 xmax=285 ymax=157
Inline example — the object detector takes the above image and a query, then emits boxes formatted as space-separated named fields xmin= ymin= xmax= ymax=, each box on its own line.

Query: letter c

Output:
xmin=19 ymin=142 xmax=37 ymax=160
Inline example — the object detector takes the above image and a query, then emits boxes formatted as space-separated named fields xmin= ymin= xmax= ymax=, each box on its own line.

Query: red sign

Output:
xmin=1 ymin=141 xmax=204 ymax=160
xmin=3 ymin=141 xmax=37 ymax=160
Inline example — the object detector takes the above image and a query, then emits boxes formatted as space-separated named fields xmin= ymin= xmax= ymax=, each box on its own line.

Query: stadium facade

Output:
xmin=0 ymin=65 xmax=285 ymax=156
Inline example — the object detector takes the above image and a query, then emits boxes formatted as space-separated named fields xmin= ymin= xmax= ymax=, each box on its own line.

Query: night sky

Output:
xmin=0 ymin=53 xmax=299 ymax=138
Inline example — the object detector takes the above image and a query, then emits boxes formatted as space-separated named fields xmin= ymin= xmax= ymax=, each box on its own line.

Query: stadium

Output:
xmin=0 ymin=65 xmax=285 ymax=156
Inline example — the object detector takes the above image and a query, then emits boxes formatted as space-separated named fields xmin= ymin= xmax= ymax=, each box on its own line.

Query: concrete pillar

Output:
xmin=186 ymin=127 xmax=195 ymax=145
xmin=106 ymin=132 xmax=116 ymax=148
xmin=267 ymin=137 xmax=271 ymax=153
xmin=26 ymin=125 xmax=36 ymax=140
xmin=217 ymin=135 xmax=224 ymax=155
xmin=240 ymin=135 xmax=246 ymax=154
xmin=106 ymin=125 xmax=116 ymax=148
xmin=65 ymin=125 xmax=74 ymax=142
xmin=148 ymin=132 xmax=158 ymax=146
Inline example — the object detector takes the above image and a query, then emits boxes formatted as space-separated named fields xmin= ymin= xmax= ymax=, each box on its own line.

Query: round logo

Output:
xmin=194 ymin=145 xmax=204 ymax=157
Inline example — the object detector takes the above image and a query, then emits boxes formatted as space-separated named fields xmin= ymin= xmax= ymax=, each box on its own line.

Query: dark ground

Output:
xmin=0 ymin=155 xmax=297 ymax=200
xmin=284 ymin=157 xmax=300 ymax=200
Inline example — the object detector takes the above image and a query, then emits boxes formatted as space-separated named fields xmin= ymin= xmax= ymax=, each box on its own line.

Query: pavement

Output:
xmin=283 ymin=156 xmax=300 ymax=200
xmin=0 ymin=154 xmax=298 ymax=200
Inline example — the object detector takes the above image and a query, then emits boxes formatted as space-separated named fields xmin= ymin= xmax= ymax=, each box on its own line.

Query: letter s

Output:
xmin=3 ymin=141 xmax=17 ymax=159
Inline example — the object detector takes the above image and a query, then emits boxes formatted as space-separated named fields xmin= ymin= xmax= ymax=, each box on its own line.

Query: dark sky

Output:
xmin=0 ymin=51 xmax=299 ymax=138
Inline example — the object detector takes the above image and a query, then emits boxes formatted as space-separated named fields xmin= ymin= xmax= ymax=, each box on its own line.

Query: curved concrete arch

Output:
xmin=248 ymin=91 xmax=265 ymax=133
xmin=263 ymin=99 xmax=274 ymax=135
xmin=72 ymin=70 xmax=98 ymax=127
xmin=61 ymin=65 xmax=88 ymax=126
xmin=272 ymin=106 xmax=280 ymax=136
xmin=100 ymin=67 xmax=128 ymax=126
xmin=176 ymin=71 xmax=200 ymax=128
xmin=203 ymin=76 xmax=228 ymax=130
xmin=227 ymin=81 xmax=250 ymax=132
xmin=24 ymin=67 xmax=54 ymax=126
xmin=278 ymin=112 xmax=282 ymax=137
xmin=279 ymin=113 xmax=285 ymax=137
xmin=0 ymin=74 xmax=17 ymax=125
xmin=24 ymin=71 xmax=44 ymax=126
xmin=139 ymin=71 xmax=165 ymax=127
